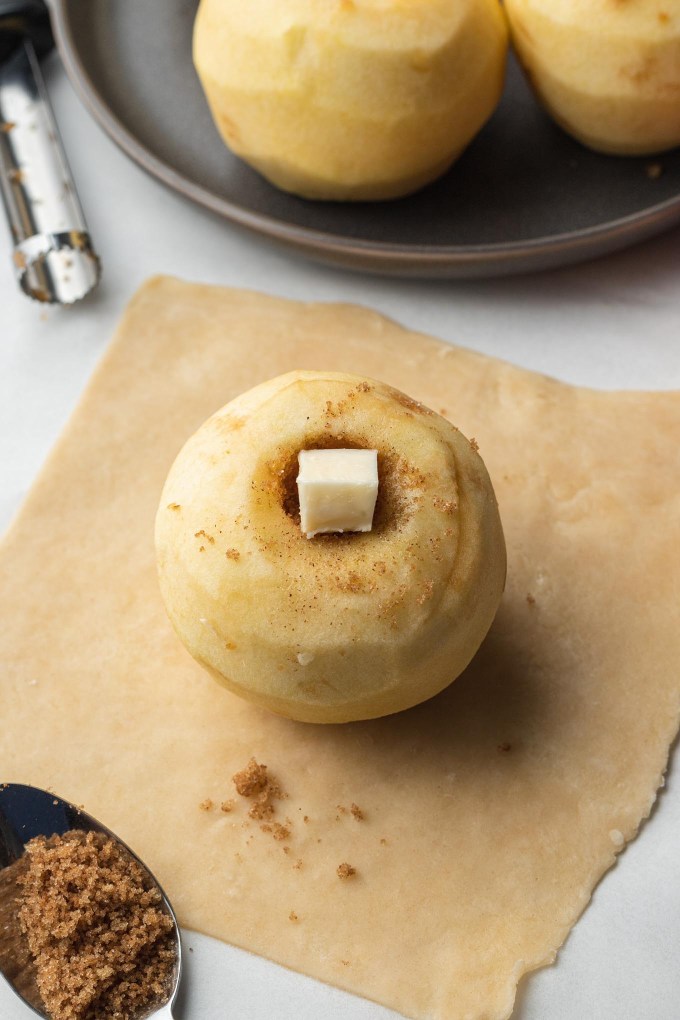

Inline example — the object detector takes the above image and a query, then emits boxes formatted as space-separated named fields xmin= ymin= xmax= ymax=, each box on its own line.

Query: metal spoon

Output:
xmin=0 ymin=783 xmax=182 ymax=1019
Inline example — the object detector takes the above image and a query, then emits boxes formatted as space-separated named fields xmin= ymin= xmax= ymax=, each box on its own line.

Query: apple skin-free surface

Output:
xmin=506 ymin=0 xmax=680 ymax=156
xmin=193 ymin=0 xmax=508 ymax=200
xmin=155 ymin=371 xmax=506 ymax=724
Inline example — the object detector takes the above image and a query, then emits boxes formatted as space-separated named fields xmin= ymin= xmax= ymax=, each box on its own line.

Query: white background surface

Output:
xmin=1 ymin=52 xmax=680 ymax=1020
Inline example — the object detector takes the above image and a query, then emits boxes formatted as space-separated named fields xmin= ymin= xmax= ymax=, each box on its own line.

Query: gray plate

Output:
xmin=49 ymin=0 xmax=680 ymax=278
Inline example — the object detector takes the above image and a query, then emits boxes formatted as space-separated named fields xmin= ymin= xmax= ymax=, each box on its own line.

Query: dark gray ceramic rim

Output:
xmin=48 ymin=0 xmax=680 ymax=277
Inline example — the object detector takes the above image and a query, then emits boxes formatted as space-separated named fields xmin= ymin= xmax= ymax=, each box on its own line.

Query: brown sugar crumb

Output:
xmin=417 ymin=581 xmax=434 ymax=605
xmin=355 ymin=381 xmax=371 ymax=393
xmin=289 ymin=911 xmax=299 ymax=922
xmin=293 ymin=859 xmax=303 ymax=870
xmin=226 ymin=547 xmax=240 ymax=561
xmin=526 ymin=593 xmax=536 ymax=606
xmin=16 ymin=830 xmax=176 ymax=1020
xmin=272 ymin=823 xmax=290 ymax=841
xmin=225 ymin=641 xmax=237 ymax=651
xmin=350 ymin=803 xmax=364 ymax=821
xmin=303 ymin=815 xmax=310 ymax=823
xmin=379 ymin=838 xmax=388 ymax=846
xmin=646 ymin=162 xmax=663 ymax=180
xmin=233 ymin=758 xmax=283 ymax=820
xmin=341 ymin=959 xmax=351 ymax=967
xmin=220 ymin=799 xmax=235 ymax=813
xmin=233 ymin=758 xmax=269 ymax=797
xmin=199 ymin=798 xmax=214 ymax=811
xmin=337 ymin=804 xmax=349 ymax=816
xmin=469 ymin=437 xmax=480 ymax=452
xmin=498 ymin=742 xmax=512 ymax=753
xmin=194 ymin=529 xmax=214 ymax=544
xmin=167 ymin=502 xmax=181 ymax=511
xmin=337 ymin=862 xmax=356 ymax=879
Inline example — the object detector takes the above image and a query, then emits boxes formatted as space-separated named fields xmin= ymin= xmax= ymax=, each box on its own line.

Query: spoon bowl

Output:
xmin=0 ymin=783 xmax=181 ymax=1019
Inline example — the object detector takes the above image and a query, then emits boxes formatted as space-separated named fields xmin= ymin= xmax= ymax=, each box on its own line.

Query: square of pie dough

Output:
xmin=1 ymin=277 xmax=679 ymax=1020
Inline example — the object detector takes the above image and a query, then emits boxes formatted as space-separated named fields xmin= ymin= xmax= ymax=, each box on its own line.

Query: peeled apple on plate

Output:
xmin=505 ymin=0 xmax=680 ymax=156
xmin=193 ymin=0 xmax=509 ymax=201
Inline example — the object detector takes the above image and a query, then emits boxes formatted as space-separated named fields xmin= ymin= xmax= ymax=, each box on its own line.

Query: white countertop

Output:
xmin=1 ymin=52 xmax=679 ymax=1020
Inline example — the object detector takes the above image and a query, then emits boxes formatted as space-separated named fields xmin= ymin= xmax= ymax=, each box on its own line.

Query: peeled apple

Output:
xmin=505 ymin=0 xmax=680 ymax=155
xmin=193 ymin=0 xmax=509 ymax=200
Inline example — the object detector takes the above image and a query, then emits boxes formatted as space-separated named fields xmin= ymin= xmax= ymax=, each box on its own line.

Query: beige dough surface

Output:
xmin=2 ymin=276 xmax=679 ymax=1020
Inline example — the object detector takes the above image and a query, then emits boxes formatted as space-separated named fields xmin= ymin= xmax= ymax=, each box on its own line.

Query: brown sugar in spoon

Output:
xmin=0 ymin=783 xmax=181 ymax=1019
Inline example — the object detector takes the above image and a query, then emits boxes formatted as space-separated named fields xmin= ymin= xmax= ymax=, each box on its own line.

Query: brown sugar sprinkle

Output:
xmin=233 ymin=758 xmax=268 ymax=797
xmin=220 ymin=799 xmax=235 ymax=813
xmin=167 ymin=502 xmax=181 ymax=511
xmin=199 ymin=798 xmax=214 ymax=811
xmin=293 ymin=859 xmax=303 ymax=870
xmin=232 ymin=758 xmax=283 ymax=820
xmin=433 ymin=496 xmax=457 ymax=514
xmin=225 ymin=641 xmax=237 ymax=651
xmin=15 ymin=830 xmax=176 ymax=1020
xmin=350 ymin=803 xmax=364 ymax=821
xmin=289 ymin=911 xmax=299 ymax=922
xmin=226 ymin=548 xmax=240 ymax=561
xmin=271 ymin=823 xmax=290 ymax=841
xmin=194 ymin=529 xmax=214 ymax=544
xmin=469 ymin=437 xmax=479 ymax=452
xmin=337 ymin=862 xmax=356 ymax=879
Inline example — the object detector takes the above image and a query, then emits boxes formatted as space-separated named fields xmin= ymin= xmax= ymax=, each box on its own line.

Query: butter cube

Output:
xmin=297 ymin=449 xmax=379 ymax=539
